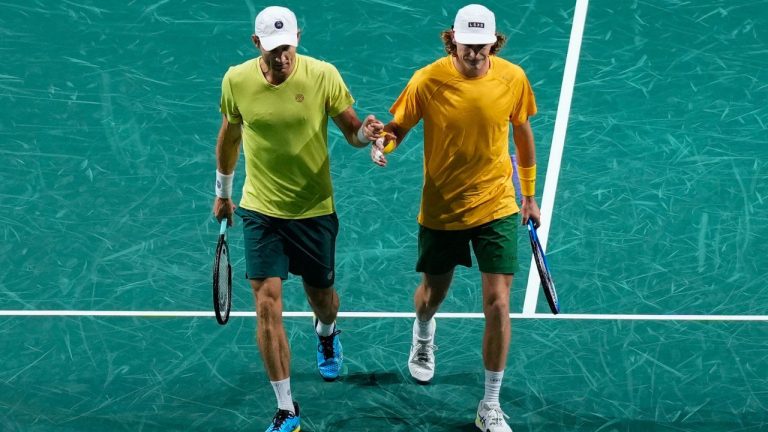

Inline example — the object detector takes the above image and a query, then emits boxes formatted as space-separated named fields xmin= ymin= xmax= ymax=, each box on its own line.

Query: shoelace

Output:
xmin=269 ymin=408 xmax=295 ymax=431
xmin=484 ymin=405 xmax=510 ymax=426
xmin=318 ymin=329 xmax=342 ymax=359
xmin=412 ymin=341 xmax=437 ymax=364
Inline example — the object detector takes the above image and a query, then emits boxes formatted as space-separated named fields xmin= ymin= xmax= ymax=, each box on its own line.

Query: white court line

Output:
xmin=0 ymin=310 xmax=766 ymax=321
xmin=523 ymin=0 xmax=590 ymax=316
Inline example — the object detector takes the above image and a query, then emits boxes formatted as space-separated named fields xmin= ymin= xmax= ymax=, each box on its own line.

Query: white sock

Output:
xmin=315 ymin=319 xmax=336 ymax=337
xmin=414 ymin=317 xmax=435 ymax=340
xmin=270 ymin=377 xmax=294 ymax=412
xmin=484 ymin=369 xmax=504 ymax=405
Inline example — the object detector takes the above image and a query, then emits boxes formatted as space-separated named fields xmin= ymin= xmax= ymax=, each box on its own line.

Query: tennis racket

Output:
xmin=213 ymin=219 xmax=232 ymax=325
xmin=527 ymin=219 xmax=560 ymax=314
xmin=512 ymin=154 xmax=559 ymax=314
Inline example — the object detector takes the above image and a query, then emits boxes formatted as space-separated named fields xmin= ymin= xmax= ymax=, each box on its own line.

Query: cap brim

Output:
xmin=260 ymin=34 xmax=298 ymax=51
xmin=454 ymin=32 xmax=496 ymax=45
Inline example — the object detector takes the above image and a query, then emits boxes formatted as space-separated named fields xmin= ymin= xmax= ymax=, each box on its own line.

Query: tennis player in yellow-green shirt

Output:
xmin=212 ymin=6 xmax=385 ymax=432
xmin=373 ymin=4 xmax=541 ymax=431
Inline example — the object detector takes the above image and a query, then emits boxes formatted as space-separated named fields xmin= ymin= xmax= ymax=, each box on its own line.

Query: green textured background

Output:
xmin=1 ymin=0 xmax=766 ymax=431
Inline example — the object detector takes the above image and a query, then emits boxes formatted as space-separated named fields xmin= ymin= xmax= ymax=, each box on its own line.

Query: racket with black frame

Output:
xmin=527 ymin=219 xmax=560 ymax=314
xmin=213 ymin=219 xmax=232 ymax=325
xmin=512 ymin=154 xmax=560 ymax=314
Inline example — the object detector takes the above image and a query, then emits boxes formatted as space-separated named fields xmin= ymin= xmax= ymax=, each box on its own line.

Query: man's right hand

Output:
xmin=371 ymin=133 xmax=396 ymax=167
xmin=361 ymin=114 xmax=385 ymax=141
xmin=213 ymin=197 xmax=236 ymax=226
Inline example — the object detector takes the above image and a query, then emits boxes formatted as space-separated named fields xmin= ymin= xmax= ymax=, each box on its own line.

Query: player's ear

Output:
xmin=296 ymin=30 xmax=302 ymax=45
xmin=252 ymin=35 xmax=261 ymax=49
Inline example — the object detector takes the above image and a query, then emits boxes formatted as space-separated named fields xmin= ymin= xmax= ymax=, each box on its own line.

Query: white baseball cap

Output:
xmin=453 ymin=4 xmax=496 ymax=45
xmin=254 ymin=6 xmax=299 ymax=51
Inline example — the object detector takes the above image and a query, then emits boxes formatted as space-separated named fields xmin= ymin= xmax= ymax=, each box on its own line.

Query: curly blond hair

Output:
xmin=440 ymin=29 xmax=507 ymax=56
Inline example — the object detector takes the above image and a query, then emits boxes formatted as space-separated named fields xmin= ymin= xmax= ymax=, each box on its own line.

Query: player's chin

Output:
xmin=273 ymin=62 xmax=291 ymax=71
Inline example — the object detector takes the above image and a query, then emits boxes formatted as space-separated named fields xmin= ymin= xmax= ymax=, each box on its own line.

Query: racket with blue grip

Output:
xmin=213 ymin=219 xmax=232 ymax=324
xmin=512 ymin=154 xmax=560 ymax=314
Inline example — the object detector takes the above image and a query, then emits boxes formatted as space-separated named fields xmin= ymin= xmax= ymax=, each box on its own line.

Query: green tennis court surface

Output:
xmin=2 ymin=0 xmax=766 ymax=431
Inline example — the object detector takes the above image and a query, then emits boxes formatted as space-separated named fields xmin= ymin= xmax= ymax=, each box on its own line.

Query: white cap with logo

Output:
xmin=255 ymin=6 xmax=299 ymax=51
xmin=453 ymin=4 xmax=496 ymax=45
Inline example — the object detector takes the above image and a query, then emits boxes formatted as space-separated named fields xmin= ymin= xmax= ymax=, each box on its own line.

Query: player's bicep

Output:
xmin=390 ymin=87 xmax=422 ymax=130
xmin=220 ymin=71 xmax=242 ymax=124
xmin=509 ymin=73 xmax=537 ymax=126
xmin=512 ymin=120 xmax=533 ymax=144
xmin=217 ymin=114 xmax=242 ymax=150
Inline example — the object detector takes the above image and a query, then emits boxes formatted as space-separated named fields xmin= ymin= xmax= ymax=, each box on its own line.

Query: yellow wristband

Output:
xmin=517 ymin=165 xmax=536 ymax=196
xmin=382 ymin=139 xmax=396 ymax=154
xmin=378 ymin=133 xmax=396 ymax=154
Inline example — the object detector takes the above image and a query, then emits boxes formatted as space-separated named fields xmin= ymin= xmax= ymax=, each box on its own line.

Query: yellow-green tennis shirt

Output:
xmin=220 ymin=54 xmax=354 ymax=218
xmin=390 ymin=56 xmax=537 ymax=230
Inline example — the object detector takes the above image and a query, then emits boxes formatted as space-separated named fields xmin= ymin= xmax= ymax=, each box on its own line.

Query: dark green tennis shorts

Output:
xmin=235 ymin=207 xmax=339 ymax=289
xmin=416 ymin=213 xmax=519 ymax=275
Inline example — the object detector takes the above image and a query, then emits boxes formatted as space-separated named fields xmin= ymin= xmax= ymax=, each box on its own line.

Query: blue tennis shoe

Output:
xmin=264 ymin=402 xmax=300 ymax=432
xmin=314 ymin=319 xmax=343 ymax=381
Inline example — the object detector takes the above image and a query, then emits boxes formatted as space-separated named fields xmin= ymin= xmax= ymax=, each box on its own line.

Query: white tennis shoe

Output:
xmin=475 ymin=400 xmax=513 ymax=432
xmin=407 ymin=319 xmax=437 ymax=383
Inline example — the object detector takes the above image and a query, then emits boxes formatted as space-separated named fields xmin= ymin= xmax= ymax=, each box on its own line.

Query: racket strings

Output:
xmin=217 ymin=246 xmax=230 ymax=291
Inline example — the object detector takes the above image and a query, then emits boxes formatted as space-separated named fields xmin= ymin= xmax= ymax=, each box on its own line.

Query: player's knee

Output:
xmin=305 ymin=286 xmax=336 ymax=308
xmin=255 ymin=298 xmax=283 ymax=325
xmin=251 ymin=278 xmax=280 ymax=296
xmin=252 ymin=282 xmax=281 ymax=314
xmin=424 ymin=287 xmax=448 ymax=307
xmin=483 ymin=295 xmax=509 ymax=318
xmin=422 ymin=279 xmax=450 ymax=302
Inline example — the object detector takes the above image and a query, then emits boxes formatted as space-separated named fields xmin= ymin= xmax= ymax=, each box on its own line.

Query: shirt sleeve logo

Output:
xmin=295 ymin=94 xmax=304 ymax=102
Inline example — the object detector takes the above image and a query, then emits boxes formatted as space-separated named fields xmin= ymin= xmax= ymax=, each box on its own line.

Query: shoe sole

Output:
xmin=318 ymin=363 xmax=342 ymax=381
xmin=475 ymin=415 xmax=511 ymax=432
xmin=409 ymin=371 xmax=433 ymax=384
xmin=318 ymin=358 xmax=342 ymax=381
xmin=474 ymin=417 xmax=488 ymax=431
xmin=408 ymin=363 xmax=434 ymax=384
xmin=320 ymin=374 xmax=339 ymax=382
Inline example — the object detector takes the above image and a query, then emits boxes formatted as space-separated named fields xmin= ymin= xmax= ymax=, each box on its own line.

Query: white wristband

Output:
xmin=356 ymin=125 xmax=371 ymax=144
xmin=216 ymin=170 xmax=234 ymax=198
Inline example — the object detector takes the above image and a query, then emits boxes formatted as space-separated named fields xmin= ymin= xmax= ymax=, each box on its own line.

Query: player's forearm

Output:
xmin=216 ymin=122 xmax=242 ymax=174
xmin=513 ymin=120 xmax=537 ymax=198
xmin=330 ymin=107 xmax=368 ymax=148
xmin=385 ymin=122 xmax=409 ymax=147
xmin=512 ymin=121 xmax=536 ymax=168
xmin=216 ymin=141 xmax=240 ymax=174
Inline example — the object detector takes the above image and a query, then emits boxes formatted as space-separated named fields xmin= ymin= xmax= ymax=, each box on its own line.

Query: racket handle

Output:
xmin=219 ymin=219 xmax=228 ymax=235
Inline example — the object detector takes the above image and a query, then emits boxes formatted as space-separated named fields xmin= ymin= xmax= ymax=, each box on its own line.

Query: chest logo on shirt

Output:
xmin=295 ymin=94 xmax=304 ymax=102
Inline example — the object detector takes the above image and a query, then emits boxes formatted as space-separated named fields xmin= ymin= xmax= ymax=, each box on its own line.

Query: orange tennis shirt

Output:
xmin=390 ymin=55 xmax=537 ymax=230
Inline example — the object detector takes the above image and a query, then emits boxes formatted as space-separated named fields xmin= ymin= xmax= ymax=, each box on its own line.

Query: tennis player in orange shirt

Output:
xmin=372 ymin=4 xmax=541 ymax=431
